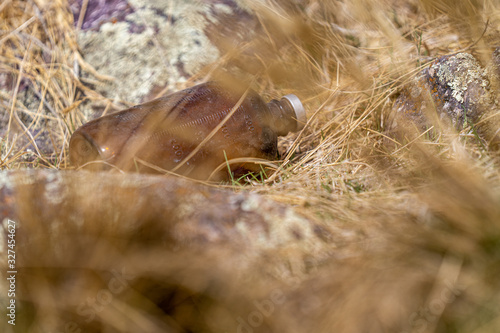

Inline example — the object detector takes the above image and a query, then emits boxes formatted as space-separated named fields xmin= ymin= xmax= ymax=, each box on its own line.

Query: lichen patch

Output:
xmin=77 ymin=0 xmax=221 ymax=105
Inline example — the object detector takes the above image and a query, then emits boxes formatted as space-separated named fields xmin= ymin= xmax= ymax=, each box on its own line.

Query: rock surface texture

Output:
xmin=0 ymin=170 xmax=331 ymax=253
xmin=70 ymin=0 xmax=255 ymax=105
xmin=0 ymin=169 xmax=337 ymax=332
xmin=391 ymin=50 xmax=500 ymax=147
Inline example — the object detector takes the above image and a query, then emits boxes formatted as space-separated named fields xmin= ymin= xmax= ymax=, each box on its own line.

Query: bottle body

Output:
xmin=69 ymin=81 xmax=305 ymax=180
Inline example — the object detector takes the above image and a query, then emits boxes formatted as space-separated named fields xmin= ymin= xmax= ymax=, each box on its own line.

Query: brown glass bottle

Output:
xmin=69 ymin=81 xmax=306 ymax=180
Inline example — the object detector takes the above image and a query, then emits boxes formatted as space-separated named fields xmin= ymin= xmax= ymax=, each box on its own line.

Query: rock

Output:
xmin=0 ymin=169 xmax=337 ymax=331
xmin=70 ymin=0 xmax=256 ymax=106
xmin=0 ymin=169 xmax=333 ymax=261
xmin=390 ymin=51 xmax=500 ymax=147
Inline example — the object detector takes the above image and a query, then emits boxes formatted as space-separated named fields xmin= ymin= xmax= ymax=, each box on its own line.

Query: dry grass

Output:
xmin=2 ymin=0 xmax=500 ymax=332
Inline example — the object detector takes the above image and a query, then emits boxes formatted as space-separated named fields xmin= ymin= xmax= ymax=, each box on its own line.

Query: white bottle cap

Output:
xmin=283 ymin=94 xmax=307 ymax=131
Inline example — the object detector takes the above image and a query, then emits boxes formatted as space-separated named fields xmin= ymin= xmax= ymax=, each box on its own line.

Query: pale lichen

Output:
xmin=434 ymin=53 xmax=487 ymax=104
xmin=77 ymin=0 xmax=225 ymax=105
xmin=393 ymin=51 xmax=496 ymax=134
xmin=44 ymin=171 xmax=68 ymax=206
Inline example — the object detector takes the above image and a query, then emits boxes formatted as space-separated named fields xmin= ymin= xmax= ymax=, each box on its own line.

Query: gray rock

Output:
xmin=390 ymin=51 xmax=500 ymax=147
xmin=73 ymin=0 xmax=254 ymax=106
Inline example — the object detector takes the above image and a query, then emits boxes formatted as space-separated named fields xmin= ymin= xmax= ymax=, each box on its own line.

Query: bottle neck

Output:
xmin=266 ymin=98 xmax=300 ymax=136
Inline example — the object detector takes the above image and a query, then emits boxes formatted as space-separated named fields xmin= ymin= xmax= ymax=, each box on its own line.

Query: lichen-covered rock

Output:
xmin=69 ymin=0 xmax=134 ymax=31
xmin=0 ymin=169 xmax=339 ymax=331
xmin=71 ymin=0 xmax=255 ymax=106
xmin=390 ymin=51 xmax=500 ymax=147
xmin=0 ymin=169 xmax=334 ymax=263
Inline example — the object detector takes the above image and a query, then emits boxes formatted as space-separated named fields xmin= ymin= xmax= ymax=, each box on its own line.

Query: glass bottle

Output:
xmin=69 ymin=81 xmax=306 ymax=180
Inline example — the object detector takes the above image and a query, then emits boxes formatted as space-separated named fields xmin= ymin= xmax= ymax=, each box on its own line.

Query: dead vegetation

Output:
xmin=1 ymin=0 xmax=500 ymax=332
